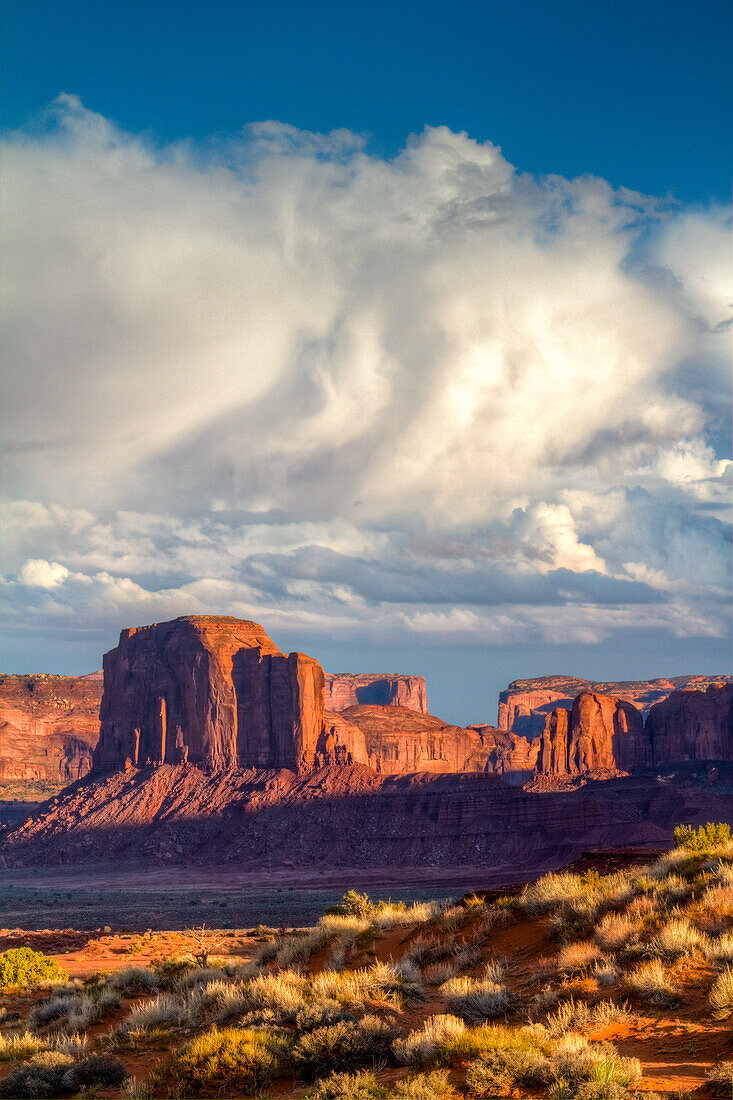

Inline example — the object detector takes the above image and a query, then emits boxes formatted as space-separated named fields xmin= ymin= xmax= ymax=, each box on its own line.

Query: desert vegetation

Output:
xmin=0 ymin=824 xmax=731 ymax=1097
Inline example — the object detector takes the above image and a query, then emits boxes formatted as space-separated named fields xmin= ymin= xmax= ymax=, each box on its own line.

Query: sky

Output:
xmin=1 ymin=0 xmax=731 ymax=725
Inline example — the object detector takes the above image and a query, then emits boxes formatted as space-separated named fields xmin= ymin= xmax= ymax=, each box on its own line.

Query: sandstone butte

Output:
xmin=1 ymin=614 xmax=731 ymax=787
xmin=324 ymin=673 xmax=427 ymax=713
xmin=2 ymin=615 xmax=732 ymax=872
xmin=498 ymin=673 xmax=731 ymax=736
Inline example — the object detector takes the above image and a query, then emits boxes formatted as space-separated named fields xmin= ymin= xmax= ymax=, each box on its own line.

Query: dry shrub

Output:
xmin=292 ymin=1014 xmax=397 ymax=1080
xmin=647 ymin=919 xmax=707 ymax=959
xmin=556 ymin=941 xmax=603 ymax=974
xmin=624 ymin=960 xmax=679 ymax=1006
xmin=594 ymin=913 xmax=642 ymax=953
xmin=520 ymin=874 xmax=589 ymax=915
xmin=707 ymin=1061 xmax=733 ymax=1098
xmin=439 ymin=976 xmax=514 ymax=1022
xmin=709 ymin=966 xmax=733 ymax=1020
xmin=153 ymin=1026 xmax=288 ymax=1097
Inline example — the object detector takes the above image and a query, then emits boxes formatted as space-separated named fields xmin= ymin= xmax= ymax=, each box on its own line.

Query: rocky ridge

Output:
xmin=0 ymin=675 xmax=101 ymax=783
xmin=499 ymin=674 xmax=732 ymax=736
xmin=5 ymin=760 xmax=731 ymax=871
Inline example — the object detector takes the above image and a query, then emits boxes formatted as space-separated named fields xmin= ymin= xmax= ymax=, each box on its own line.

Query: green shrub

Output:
xmin=154 ymin=1026 xmax=288 ymax=1097
xmin=326 ymin=891 xmax=403 ymax=918
xmin=0 ymin=948 xmax=67 ymax=988
xmin=673 ymin=822 xmax=731 ymax=852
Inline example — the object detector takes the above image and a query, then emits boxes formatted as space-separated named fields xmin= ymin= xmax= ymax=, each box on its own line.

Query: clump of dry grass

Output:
xmin=707 ymin=932 xmax=733 ymax=962
xmin=521 ymin=874 xmax=590 ymax=915
xmin=594 ymin=913 xmax=643 ymax=953
xmin=647 ymin=919 xmax=708 ymax=960
xmin=277 ymin=926 xmax=333 ymax=969
xmin=108 ymin=966 xmax=160 ymax=994
xmin=624 ymin=959 xmax=679 ymax=1006
xmin=0 ymin=1031 xmax=48 ymax=1061
xmin=709 ymin=966 xmax=733 ymax=1020
xmin=118 ymin=992 xmax=188 ymax=1036
xmin=544 ymin=998 xmax=630 ymax=1036
xmin=706 ymin=1060 xmax=733 ymax=1098
xmin=438 ymin=975 xmax=514 ymax=1022
xmin=393 ymin=1014 xmax=467 ymax=1066
xmin=556 ymin=941 xmax=604 ymax=974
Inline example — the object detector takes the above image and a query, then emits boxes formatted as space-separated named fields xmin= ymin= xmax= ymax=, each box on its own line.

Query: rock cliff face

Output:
xmin=499 ymin=674 xmax=732 ymax=736
xmin=324 ymin=674 xmax=427 ymax=714
xmin=5 ymin=760 xmax=732 ymax=872
xmin=647 ymin=685 xmax=733 ymax=766
xmin=0 ymin=675 xmax=102 ymax=783
xmin=94 ymin=616 xmax=324 ymax=772
xmin=4 ymin=611 xmax=732 ymax=795
xmin=536 ymin=686 xmax=733 ymax=782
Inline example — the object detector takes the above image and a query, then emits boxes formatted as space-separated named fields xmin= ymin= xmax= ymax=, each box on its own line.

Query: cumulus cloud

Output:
xmin=19 ymin=559 xmax=69 ymax=588
xmin=1 ymin=97 xmax=731 ymax=683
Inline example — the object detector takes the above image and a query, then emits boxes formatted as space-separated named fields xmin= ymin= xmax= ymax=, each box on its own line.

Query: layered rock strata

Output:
xmin=647 ymin=684 xmax=733 ymax=766
xmin=324 ymin=674 xmax=428 ymax=714
xmin=5 ymin=760 xmax=732 ymax=871
xmin=93 ymin=616 xmax=324 ymax=772
xmin=537 ymin=685 xmax=733 ymax=781
xmin=0 ymin=675 xmax=101 ymax=783
xmin=499 ymin=674 xmax=732 ymax=736
xmin=538 ymin=692 xmax=646 ymax=779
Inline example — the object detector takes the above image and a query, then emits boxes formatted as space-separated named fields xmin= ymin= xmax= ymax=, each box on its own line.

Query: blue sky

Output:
xmin=1 ymin=1 xmax=731 ymax=723
xmin=4 ymin=0 xmax=731 ymax=204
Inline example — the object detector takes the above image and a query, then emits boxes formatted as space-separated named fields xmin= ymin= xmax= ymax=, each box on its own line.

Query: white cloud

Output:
xmin=19 ymin=559 xmax=69 ymax=588
xmin=0 ymin=100 xmax=730 ymax=673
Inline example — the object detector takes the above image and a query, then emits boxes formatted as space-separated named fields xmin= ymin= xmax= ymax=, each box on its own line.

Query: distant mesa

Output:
xmin=324 ymin=673 xmax=427 ymax=714
xmin=2 ymin=615 xmax=732 ymax=873
xmin=498 ymin=673 xmax=733 ymax=737
xmin=0 ymin=615 xmax=731 ymax=792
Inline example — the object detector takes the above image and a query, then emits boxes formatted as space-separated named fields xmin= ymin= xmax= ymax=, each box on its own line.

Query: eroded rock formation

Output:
xmin=499 ymin=674 xmax=732 ymax=736
xmin=0 ymin=675 xmax=102 ymax=783
xmin=324 ymin=674 xmax=428 ymax=714
xmin=3 ymin=611 xmax=731 ymax=797
xmin=5 ymin=759 xmax=732 ymax=871
xmin=93 ymin=616 xmax=325 ymax=772
xmin=647 ymin=685 xmax=733 ymax=766
xmin=536 ymin=686 xmax=733 ymax=782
